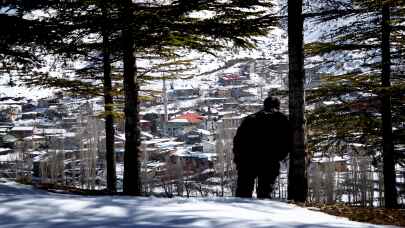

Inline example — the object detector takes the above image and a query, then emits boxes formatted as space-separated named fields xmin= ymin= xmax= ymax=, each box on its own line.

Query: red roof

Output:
xmin=222 ymin=74 xmax=240 ymax=81
xmin=174 ymin=112 xmax=205 ymax=124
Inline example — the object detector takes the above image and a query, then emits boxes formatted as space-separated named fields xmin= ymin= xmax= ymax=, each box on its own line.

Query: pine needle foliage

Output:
xmin=305 ymin=0 xmax=405 ymax=207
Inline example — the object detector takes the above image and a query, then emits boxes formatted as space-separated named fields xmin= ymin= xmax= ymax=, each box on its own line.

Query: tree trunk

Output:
xmin=287 ymin=0 xmax=308 ymax=202
xmin=121 ymin=0 xmax=141 ymax=195
xmin=102 ymin=2 xmax=116 ymax=193
xmin=380 ymin=3 xmax=398 ymax=208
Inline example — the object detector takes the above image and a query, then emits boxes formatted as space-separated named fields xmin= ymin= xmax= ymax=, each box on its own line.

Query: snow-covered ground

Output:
xmin=0 ymin=180 xmax=397 ymax=228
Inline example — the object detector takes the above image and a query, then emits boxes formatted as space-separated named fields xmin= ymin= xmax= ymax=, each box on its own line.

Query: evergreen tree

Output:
xmin=10 ymin=0 xmax=128 ymax=192
xmin=101 ymin=1 xmax=117 ymax=193
xmin=40 ymin=0 xmax=120 ymax=192
xmin=287 ymin=0 xmax=308 ymax=202
xmin=3 ymin=0 xmax=277 ymax=196
xmin=117 ymin=0 xmax=276 ymax=195
xmin=0 ymin=1 xmax=60 ymax=78
xmin=120 ymin=0 xmax=141 ymax=195
xmin=305 ymin=0 xmax=405 ymax=207
xmin=380 ymin=0 xmax=397 ymax=208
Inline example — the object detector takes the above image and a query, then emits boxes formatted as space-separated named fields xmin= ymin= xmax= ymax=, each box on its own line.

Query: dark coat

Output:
xmin=233 ymin=110 xmax=292 ymax=170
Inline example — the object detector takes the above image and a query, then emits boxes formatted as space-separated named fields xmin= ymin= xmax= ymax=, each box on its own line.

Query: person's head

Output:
xmin=263 ymin=96 xmax=280 ymax=111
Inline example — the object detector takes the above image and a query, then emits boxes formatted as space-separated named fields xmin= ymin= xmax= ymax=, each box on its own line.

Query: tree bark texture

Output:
xmin=121 ymin=0 xmax=141 ymax=195
xmin=380 ymin=3 xmax=398 ymax=208
xmin=102 ymin=3 xmax=117 ymax=193
xmin=287 ymin=0 xmax=308 ymax=202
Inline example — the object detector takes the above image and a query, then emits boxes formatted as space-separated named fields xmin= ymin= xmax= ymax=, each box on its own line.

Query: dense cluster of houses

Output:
xmin=0 ymin=61 xmax=320 ymax=186
xmin=3 ymin=60 xmax=402 ymax=204
xmin=0 ymin=62 xmax=273 ymax=190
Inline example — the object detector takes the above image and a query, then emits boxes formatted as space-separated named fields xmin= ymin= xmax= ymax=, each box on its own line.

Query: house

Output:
xmin=21 ymin=112 xmax=42 ymax=120
xmin=61 ymin=117 xmax=78 ymax=129
xmin=168 ymin=87 xmax=200 ymax=101
xmin=311 ymin=155 xmax=350 ymax=173
xmin=140 ymin=108 xmax=182 ymax=126
xmin=0 ymin=134 xmax=17 ymax=148
xmin=142 ymin=137 xmax=183 ymax=161
xmin=34 ymin=128 xmax=67 ymax=136
xmin=0 ymin=148 xmax=13 ymax=155
xmin=239 ymin=63 xmax=252 ymax=79
xmin=0 ymin=110 xmax=11 ymax=122
xmin=218 ymin=74 xmax=243 ymax=86
xmin=184 ymin=133 xmax=202 ymax=144
xmin=22 ymin=103 xmax=36 ymax=112
xmin=10 ymin=126 xmax=34 ymax=139
xmin=140 ymin=119 xmax=153 ymax=132
xmin=37 ymin=97 xmax=60 ymax=108
xmin=202 ymin=140 xmax=215 ymax=153
xmin=0 ymin=106 xmax=21 ymax=121
xmin=0 ymin=127 xmax=8 ymax=136
xmin=230 ymin=87 xmax=242 ymax=98
xmin=181 ymin=128 xmax=212 ymax=144
xmin=215 ymin=87 xmax=231 ymax=97
xmin=0 ymin=124 xmax=13 ymax=132
xmin=223 ymin=103 xmax=239 ymax=111
xmin=23 ymin=135 xmax=46 ymax=150
xmin=44 ymin=107 xmax=65 ymax=120
xmin=143 ymin=161 xmax=167 ymax=177
xmin=166 ymin=112 xmax=207 ymax=137
xmin=240 ymin=103 xmax=262 ymax=113
xmin=195 ymin=129 xmax=212 ymax=141
xmin=200 ymin=97 xmax=230 ymax=105
xmin=169 ymin=149 xmax=213 ymax=175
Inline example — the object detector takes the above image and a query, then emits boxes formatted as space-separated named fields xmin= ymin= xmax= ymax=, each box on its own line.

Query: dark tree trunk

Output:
xmin=381 ymin=4 xmax=398 ymax=208
xmin=287 ymin=0 xmax=308 ymax=202
xmin=121 ymin=0 xmax=141 ymax=195
xmin=101 ymin=2 xmax=116 ymax=193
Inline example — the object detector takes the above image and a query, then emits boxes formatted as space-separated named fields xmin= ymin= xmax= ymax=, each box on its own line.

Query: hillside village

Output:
xmin=0 ymin=61 xmax=328 ymax=196
xmin=3 ymin=58 xmax=402 ymax=206
xmin=2 ymin=1 xmax=405 ymax=227
xmin=1 ymin=46 xmax=405 ymax=208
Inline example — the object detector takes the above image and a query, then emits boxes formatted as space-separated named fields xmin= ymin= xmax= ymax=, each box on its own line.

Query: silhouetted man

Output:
xmin=233 ymin=96 xmax=292 ymax=199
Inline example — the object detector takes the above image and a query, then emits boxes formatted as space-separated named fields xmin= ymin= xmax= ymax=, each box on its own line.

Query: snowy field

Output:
xmin=0 ymin=180 xmax=398 ymax=228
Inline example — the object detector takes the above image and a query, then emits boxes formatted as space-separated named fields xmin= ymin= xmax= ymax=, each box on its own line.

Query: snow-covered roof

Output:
xmin=217 ymin=111 xmax=236 ymax=116
xmin=29 ymin=151 xmax=46 ymax=156
xmin=11 ymin=126 xmax=34 ymax=131
xmin=200 ymin=97 xmax=229 ymax=101
xmin=323 ymin=101 xmax=343 ymax=106
xmin=143 ymin=138 xmax=175 ymax=146
xmin=168 ymin=119 xmax=189 ymax=123
xmin=158 ymin=141 xmax=184 ymax=149
xmin=34 ymin=128 xmax=66 ymax=135
xmin=0 ymin=100 xmax=24 ymax=105
xmin=172 ymin=149 xmax=216 ymax=161
xmin=141 ymin=131 xmax=154 ymax=139
xmin=312 ymin=155 xmax=350 ymax=163
xmin=195 ymin=129 xmax=212 ymax=136
xmin=348 ymin=143 xmax=366 ymax=148
xmin=0 ymin=148 xmax=12 ymax=153
xmin=144 ymin=161 xmax=166 ymax=169
xmin=22 ymin=112 xmax=39 ymax=115
xmin=23 ymin=135 xmax=45 ymax=140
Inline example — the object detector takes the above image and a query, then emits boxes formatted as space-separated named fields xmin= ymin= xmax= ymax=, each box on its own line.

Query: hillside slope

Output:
xmin=0 ymin=180 xmax=397 ymax=228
